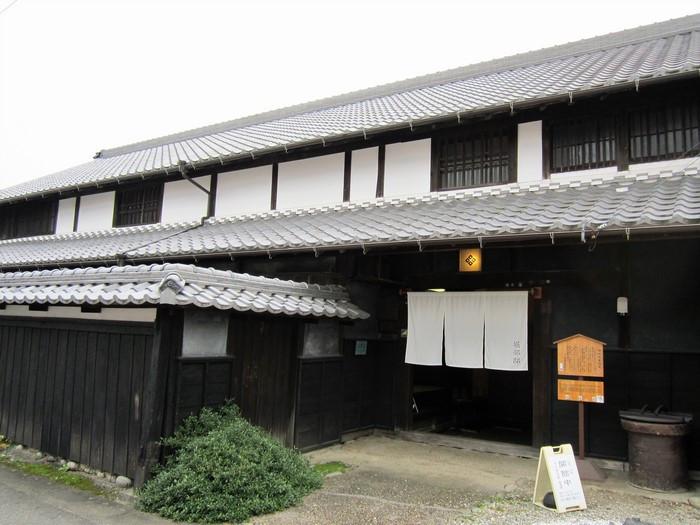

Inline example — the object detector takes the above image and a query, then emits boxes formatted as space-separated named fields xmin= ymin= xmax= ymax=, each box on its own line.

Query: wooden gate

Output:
xmin=0 ymin=317 xmax=154 ymax=478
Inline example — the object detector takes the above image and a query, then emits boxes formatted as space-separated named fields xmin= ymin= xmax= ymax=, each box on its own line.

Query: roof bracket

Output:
xmin=219 ymin=156 xmax=225 ymax=166
xmin=313 ymin=247 xmax=319 ymax=258
xmin=361 ymin=243 xmax=367 ymax=255
xmin=417 ymin=240 xmax=423 ymax=252
xmin=229 ymin=253 xmax=235 ymax=261
xmin=568 ymin=92 xmax=574 ymax=105
xmin=409 ymin=120 xmax=414 ymax=132
xmin=321 ymin=138 xmax=326 ymax=147
xmin=362 ymin=128 xmax=367 ymax=140
xmin=580 ymin=226 xmax=586 ymax=243
xmin=625 ymin=227 xmax=631 ymax=241
xmin=457 ymin=111 xmax=461 ymax=124
xmin=509 ymin=101 xmax=515 ymax=115
xmin=267 ymin=250 xmax=272 ymax=260
xmin=283 ymin=144 xmax=288 ymax=153
xmin=250 ymin=151 xmax=255 ymax=160
xmin=478 ymin=236 xmax=483 ymax=248
xmin=550 ymin=232 xmax=555 ymax=245
xmin=634 ymin=78 xmax=640 ymax=92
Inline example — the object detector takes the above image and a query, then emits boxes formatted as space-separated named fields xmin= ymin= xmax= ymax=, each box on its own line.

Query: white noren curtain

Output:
xmin=443 ymin=292 xmax=484 ymax=368
xmin=405 ymin=292 xmax=444 ymax=366
xmin=484 ymin=291 xmax=528 ymax=371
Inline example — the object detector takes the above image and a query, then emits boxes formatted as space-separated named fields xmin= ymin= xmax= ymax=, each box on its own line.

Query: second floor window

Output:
xmin=629 ymin=99 xmax=700 ymax=163
xmin=433 ymin=126 xmax=515 ymax=190
xmin=114 ymin=184 xmax=163 ymax=227
xmin=550 ymin=114 xmax=617 ymax=173
xmin=0 ymin=199 xmax=57 ymax=240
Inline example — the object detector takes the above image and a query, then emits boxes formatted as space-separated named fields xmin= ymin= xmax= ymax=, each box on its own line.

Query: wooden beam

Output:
xmin=343 ymin=151 xmax=352 ymax=202
xmin=133 ymin=307 xmax=182 ymax=487
xmin=270 ymin=163 xmax=279 ymax=210
xmin=207 ymin=173 xmax=218 ymax=218
xmin=376 ymin=145 xmax=385 ymax=199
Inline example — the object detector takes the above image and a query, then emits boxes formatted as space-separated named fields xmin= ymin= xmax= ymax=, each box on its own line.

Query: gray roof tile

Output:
xmin=0 ymin=263 xmax=368 ymax=319
xmin=0 ymin=166 xmax=698 ymax=268
xmin=2 ymin=15 xmax=700 ymax=203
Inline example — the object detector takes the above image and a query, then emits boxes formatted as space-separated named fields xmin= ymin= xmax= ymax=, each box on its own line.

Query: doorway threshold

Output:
xmin=394 ymin=430 xmax=539 ymax=459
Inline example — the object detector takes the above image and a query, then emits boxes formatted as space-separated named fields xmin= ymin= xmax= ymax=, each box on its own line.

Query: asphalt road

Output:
xmin=0 ymin=463 xmax=171 ymax=525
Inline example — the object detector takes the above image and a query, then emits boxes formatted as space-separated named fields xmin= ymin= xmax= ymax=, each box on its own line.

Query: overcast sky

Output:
xmin=0 ymin=0 xmax=697 ymax=190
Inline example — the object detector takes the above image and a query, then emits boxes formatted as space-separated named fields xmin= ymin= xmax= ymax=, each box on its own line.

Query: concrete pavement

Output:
xmin=0 ymin=462 xmax=172 ymax=525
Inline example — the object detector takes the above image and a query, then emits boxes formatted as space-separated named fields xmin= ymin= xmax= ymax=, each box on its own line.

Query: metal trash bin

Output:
xmin=619 ymin=407 xmax=693 ymax=492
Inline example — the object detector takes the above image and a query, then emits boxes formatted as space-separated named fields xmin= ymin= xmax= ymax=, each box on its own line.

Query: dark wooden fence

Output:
xmin=0 ymin=317 xmax=154 ymax=479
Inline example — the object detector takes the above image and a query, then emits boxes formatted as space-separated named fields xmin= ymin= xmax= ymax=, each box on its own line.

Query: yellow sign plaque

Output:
xmin=557 ymin=379 xmax=605 ymax=404
xmin=555 ymin=334 xmax=605 ymax=378
xmin=458 ymin=248 xmax=482 ymax=272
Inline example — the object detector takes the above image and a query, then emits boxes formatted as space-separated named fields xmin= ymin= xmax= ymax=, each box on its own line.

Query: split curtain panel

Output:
xmin=405 ymin=291 xmax=528 ymax=371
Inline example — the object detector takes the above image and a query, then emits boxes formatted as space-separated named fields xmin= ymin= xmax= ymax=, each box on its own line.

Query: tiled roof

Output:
xmin=0 ymin=263 xmax=368 ymax=319
xmin=2 ymin=15 xmax=700 ymax=203
xmin=0 ymin=165 xmax=698 ymax=268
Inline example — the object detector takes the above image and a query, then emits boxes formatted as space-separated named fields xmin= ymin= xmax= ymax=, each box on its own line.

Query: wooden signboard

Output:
xmin=557 ymin=379 xmax=604 ymax=404
xmin=533 ymin=444 xmax=587 ymax=513
xmin=556 ymin=334 xmax=605 ymax=377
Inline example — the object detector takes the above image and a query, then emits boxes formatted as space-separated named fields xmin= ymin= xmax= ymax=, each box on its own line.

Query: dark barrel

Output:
xmin=619 ymin=409 xmax=693 ymax=492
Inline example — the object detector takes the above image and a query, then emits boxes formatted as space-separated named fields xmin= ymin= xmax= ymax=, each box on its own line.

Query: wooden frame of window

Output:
xmin=549 ymin=113 xmax=617 ymax=174
xmin=628 ymin=97 xmax=700 ymax=164
xmin=113 ymin=183 xmax=164 ymax=227
xmin=430 ymin=124 xmax=516 ymax=191
xmin=0 ymin=199 xmax=57 ymax=240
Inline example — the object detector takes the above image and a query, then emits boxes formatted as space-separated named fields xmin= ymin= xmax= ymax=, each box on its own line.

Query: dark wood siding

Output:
xmin=295 ymin=357 xmax=343 ymax=449
xmin=0 ymin=317 xmax=154 ymax=478
xmin=229 ymin=315 xmax=299 ymax=445
xmin=174 ymin=357 xmax=235 ymax=426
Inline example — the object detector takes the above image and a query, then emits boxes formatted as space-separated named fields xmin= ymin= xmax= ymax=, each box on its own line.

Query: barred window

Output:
xmin=434 ymin=127 xmax=514 ymax=190
xmin=550 ymin=115 xmax=616 ymax=173
xmin=630 ymin=99 xmax=700 ymax=163
xmin=0 ymin=200 xmax=57 ymax=240
xmin=114 ymin=184 xmax=163 ymax=227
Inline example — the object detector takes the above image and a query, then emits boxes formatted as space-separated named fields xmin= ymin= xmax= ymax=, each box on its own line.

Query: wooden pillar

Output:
xmin=532 ymin=297 xmax=552 ymax=447
xmin=133 ymin=307 xmax=183 ymax=488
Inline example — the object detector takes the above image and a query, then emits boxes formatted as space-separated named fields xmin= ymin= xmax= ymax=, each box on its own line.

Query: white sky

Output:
xmin=0 ymin=0 xmax=697 ymax=190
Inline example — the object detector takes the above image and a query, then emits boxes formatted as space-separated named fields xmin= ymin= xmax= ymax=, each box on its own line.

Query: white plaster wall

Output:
xmin=350 ymin=147 xmax=378 ymax=202
xmin=216 ymin=165 xmax=272 ymax=217
xmin=55 ymin=197 xmax=76 ymax=234
xmin=76 ymin=191 xmax=115 ymax=232
xmin=517 ymin=121 xmax=543 ymax=183
xmin=384 ymin=139 xmax=431 ymax=198
xmin=277 ymin=153 xmax=344 ymax=210
xmin=161 ymin=176 xmax=210 ymax=223
xmin=0 ymin=305 xmax=156 ymax=322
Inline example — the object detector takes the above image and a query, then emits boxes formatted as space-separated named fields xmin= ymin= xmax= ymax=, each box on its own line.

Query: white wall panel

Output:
xmin=277 ymin=153 xmax=344 ymax=210
xmin=0 ymin=305 xmax=156 ymax=322
xmin=55 ymin=197 xmax=76 ymax=234
xmin=517 ymin=121 xmax=543 ymax=183
xmin=350 ymin=147 xmax=378 ymax=202
xmin=384 ymin=139 xmax=431 ymax=197
xmin=216 ymin=165 xmax=272 ymax=217
xmin=76 ymin=191 xmax=115 ymax=232
xmin=161 ymin=176 xmax=210 ymax=223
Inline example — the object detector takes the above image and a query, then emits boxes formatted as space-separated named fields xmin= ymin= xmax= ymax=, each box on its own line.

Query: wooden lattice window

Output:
xmin=114 ymin=184 xmax=163 ymax=227
xmin=550 ymin=115 xmax=617 ymax=173
xmin=629 ymin=99 xmax=700 ymax=163
xmin=433 ymin=126 xmax=515 ymax=190
xmin=0 ymin=199 xmax=57 ymax=240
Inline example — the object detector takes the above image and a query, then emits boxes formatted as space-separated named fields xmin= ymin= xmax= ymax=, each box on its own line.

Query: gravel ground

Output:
xmin=253 ymin=436 xmax=700 ymax=525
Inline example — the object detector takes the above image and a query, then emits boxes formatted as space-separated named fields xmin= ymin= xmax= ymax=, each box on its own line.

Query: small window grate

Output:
xmin=0 ymin=200 xmax=57 ymax=240
xmin=435 ymin=127 xmax=514 ymax=190
xmin=114 ymin=184 xmax=163 ymax=227
xmin=550 ymin=115 xmax=617 ymax=173
xmin=629 ymin=99 xmax=700 ymax=163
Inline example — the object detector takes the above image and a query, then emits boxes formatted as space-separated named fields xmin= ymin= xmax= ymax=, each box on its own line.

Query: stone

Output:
xmin=689 ymin=496 xmax=700 ymax=509
xmin=97 ymin=472 xmax=105 ymax=478
xmin=115 ymin=476 xmax=132 ymax=488
xmin=15 ymin=445 xmax=23 ymax=451
xmin=35 ymin=452 xmax=43 ymax=459
xmin=45 ymin=455 xmax=56 ymax=463
xmin=66 ymin=461 xmax=78 ymax=471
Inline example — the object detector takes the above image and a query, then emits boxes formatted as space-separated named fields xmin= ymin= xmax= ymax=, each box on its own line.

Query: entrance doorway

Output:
xmin=410 ymin=365 xmax=533 ymax=445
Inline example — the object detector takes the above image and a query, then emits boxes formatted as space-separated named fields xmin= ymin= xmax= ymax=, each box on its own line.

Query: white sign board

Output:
xmin=532 ymin=444 xmax=587 ymax=513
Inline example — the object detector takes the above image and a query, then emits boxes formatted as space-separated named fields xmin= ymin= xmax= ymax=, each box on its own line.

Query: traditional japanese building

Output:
xmin=1 ymin=14 xmax=699 ymax=484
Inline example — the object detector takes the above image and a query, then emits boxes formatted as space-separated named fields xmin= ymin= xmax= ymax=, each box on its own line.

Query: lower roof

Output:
xmin=0 ymin=263 xmax=368 ymax=319
xmin=0 ymin=165 xmax=698 ymax=269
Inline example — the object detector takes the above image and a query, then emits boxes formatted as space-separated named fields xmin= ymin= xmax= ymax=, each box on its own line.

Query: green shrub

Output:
xmin=137 ymin=403 xmax=322 ymax=523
